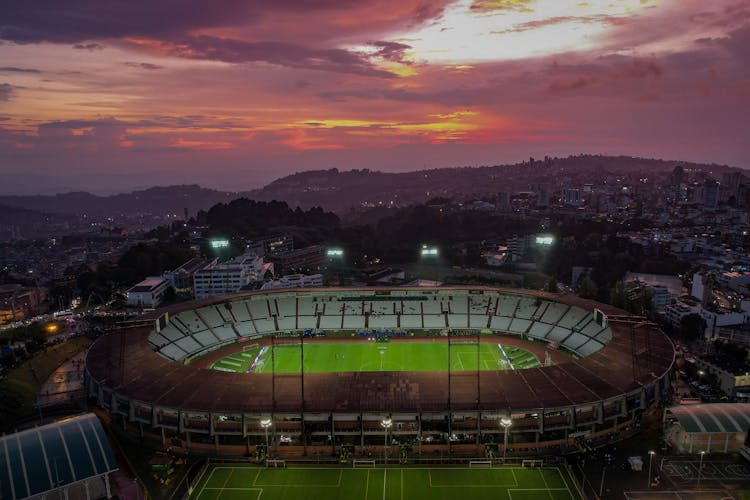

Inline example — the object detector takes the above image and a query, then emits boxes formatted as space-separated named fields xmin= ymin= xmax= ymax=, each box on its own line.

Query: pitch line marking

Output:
xmin=195 ymin=466 xmax=216 ymax=499
xmin=539 ymin=468 xmax=553 ymax=500
xmin=383 ymin=468 xmax=387 ymax=500
xmin=364 ymin=469 xmax=369 ymax=500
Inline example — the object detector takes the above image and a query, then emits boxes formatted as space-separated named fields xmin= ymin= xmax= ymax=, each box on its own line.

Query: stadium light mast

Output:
xmin=647 ymin=450 xmax=655 ymax=488
xmin=420 ymin=244 xmax=439 ymax=285
xmin=381 ymin=418 xmax=393 ymax=464
xmin=697 ymin=450 xmax=705 ymax=488
xmin=500 ymin=417 xmax=512 ymax=461
xmin=261 ymin=418 xmax=272 ymax=459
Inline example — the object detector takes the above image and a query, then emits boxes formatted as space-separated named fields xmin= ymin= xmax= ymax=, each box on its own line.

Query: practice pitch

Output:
xmin=189 ymin=465 xmax=580 ymax=500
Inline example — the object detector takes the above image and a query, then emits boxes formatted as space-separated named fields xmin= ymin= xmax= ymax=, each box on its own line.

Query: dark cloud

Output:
xmin=0 ymin=66 xmax=41 ymax=73
xmin=0 ymin=0 xmax=395 ymax=44
xmin=73 ymin=42 xmax=104 ymax=50
xmin=158 ymin=35 xmax=396 ymax=77
xmin=369 ymin=41 xmax=413 ymax=63
xmin=0 ymin=84 xmax=13 ymax=101
xmin=124 ymin=62 xmax=164 ymax=70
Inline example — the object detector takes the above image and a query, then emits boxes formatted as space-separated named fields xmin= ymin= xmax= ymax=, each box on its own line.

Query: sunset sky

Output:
xmin=1 ymin=0 xmax=748 ymax=194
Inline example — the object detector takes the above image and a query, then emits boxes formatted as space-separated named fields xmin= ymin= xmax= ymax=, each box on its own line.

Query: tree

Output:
xmin=545 ymin=276 xmax=558 ymax=293
xmin=578 ymin=276 xmax=598 ymax=299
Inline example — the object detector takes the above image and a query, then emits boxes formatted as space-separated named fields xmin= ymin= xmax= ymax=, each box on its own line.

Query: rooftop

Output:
xmin=699 ymin=354 xmax=750 ymax=376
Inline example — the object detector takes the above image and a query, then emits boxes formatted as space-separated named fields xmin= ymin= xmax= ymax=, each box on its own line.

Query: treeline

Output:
xmin=201 ymin=199 xmax=340 ymax=239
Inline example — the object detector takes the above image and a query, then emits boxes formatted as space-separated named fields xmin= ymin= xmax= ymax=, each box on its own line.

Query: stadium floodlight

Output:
xmin=210 ymin=239 xmax=230 ymax=249
xmin=698 ymin=451 xmax=706 ymax=488
xmin=500 ymin=417 xmax=512 ymax=461
xmin=261 ymin=418 xmax=272 ymax=458
xmin=647 ymin=451 xmax=655 ymax=488
xmin=535 ymin=235 xmax=555 ymax=246
xmin=326 ymin=248 xmax=344 ymax=257
xmin=381 ymin=418 xmax=393 ymax=464
xmin=420 ymin=245 xmax=439 ymax=257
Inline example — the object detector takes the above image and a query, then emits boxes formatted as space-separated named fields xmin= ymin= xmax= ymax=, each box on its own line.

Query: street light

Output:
xmin=381 ymin=418 xmax=393 ymax=464
xmin=261 ymin=418 xmax=272 ymax=459
xmin=697 ymin=451 xmax=705 ymax=489
xmin=647 ymin=450 xmax=655 ymax=487
xmin=500 ymin=417 xmax=512 ymax=461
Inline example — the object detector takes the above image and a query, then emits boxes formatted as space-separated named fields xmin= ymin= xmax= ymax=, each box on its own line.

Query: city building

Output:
xmin=0 ymin=284 xmax=47 ymax=324
xmin=664 ymin=404 xmax=750 ymax=453
xmin=126 ymin=277 xmax=171 ymax=308
xmin=268 ymin=245 xmax=325 ymax=275
xmin=695 ymin=354 xmax=750 ymax=397
xmin=163 ymin=258 xmax=213 ymax=296
xmin=261 ymin=273 xmax=323 ymax=290
xmin=0 ymin=413 xmax=118 ymax=500
xmin=193 ymin=254 xmax=273 ymax=299
xmin=245 ymin=234 xmax=294 ymax=257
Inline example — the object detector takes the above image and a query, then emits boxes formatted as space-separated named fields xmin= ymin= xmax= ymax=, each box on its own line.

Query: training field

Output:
xmin=210 ymin=341 xmax=542 ymax=373
xmin=190 ymin=465 xmax=580 ymax=500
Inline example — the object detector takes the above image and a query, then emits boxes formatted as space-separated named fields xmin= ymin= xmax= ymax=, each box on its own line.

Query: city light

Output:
xmin=421 ymin=245 xmax=438 ymax=256
xmin=327 ymin=248 xmax=344 ymax=257
xmin=210 ymin=239 xmax=230 ymax=249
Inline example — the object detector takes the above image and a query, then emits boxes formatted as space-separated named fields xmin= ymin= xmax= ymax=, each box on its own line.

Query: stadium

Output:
xmin=86 ymin=286 xmax=675 ymax=460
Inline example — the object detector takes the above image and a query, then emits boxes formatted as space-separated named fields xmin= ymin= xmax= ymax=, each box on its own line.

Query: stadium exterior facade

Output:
xmin=86 ymin=287 xmax=675 ymax=456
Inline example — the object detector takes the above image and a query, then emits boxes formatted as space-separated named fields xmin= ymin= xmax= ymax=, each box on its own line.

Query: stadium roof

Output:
xmin=667 ymin=404 xmax=750 ymax=434
xmin=0 ymin=413 xmax=118 ymax=499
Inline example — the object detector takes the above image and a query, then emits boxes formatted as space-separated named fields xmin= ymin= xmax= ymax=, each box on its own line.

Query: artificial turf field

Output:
xmin=189 ymin=465 xmax=580 ymax=500
xmin=209 ymin=341 xmax=542 ymax=373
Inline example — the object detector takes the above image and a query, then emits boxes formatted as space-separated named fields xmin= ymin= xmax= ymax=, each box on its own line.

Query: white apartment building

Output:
xmin=193 ymin=254 xmax=273 ymax=299
xmin=126 ymin=277 xmax=171 ymax=308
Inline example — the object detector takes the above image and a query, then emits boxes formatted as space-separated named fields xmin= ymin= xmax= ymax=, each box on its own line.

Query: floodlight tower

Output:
xmin=261 ymin=418 xmax=272 ymax=458
xmin=420 ymin=244 xmax=439 ymax=284
xmin=381 ymin=418 xmax=393 ymax=464
xmin=500 ymin=417 xmax=512 ymax=461
xmin=647 ymin=450 xmax=655 ymax=487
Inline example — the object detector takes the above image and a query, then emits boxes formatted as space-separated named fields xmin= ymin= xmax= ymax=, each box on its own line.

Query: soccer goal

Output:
xmin=242 ymin=343 xmax=260 ymax=352
xmin=353 ymin=459 xmax=376 ymax=468
xmin=266 ymin=459 xmax=286 ymax=468
xmin=469 ymin=460 xmax=493 ymax=468
xmin=522 ymin=459 xmax=544 ymax=468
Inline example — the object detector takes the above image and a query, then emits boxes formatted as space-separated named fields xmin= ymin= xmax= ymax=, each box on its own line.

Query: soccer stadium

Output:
xmin=85 ymin=286 xmax=674 ymax=463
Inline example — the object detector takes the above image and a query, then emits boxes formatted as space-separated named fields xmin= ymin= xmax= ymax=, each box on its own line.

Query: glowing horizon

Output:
xmin=0 ymin=0 xmax=748 ymax=193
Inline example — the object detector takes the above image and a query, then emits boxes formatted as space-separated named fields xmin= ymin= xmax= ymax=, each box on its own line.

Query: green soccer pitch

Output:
xmin=209 ymin=341 xmax=543 ymax=373
xmin=189 ymin=465 xmax=580 ymax=500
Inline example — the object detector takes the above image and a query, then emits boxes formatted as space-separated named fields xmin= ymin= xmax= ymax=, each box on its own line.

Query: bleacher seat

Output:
xmin=540 ymin=303 xmax=568 ymax=324
xmin=508 ymin=318 xmax=531 ymax=334
xmin=490 ymin=316 xmax=511 ymax=331
xmin=197 ymin=306 xmax=224 ymax=329
xmin=497 ymin=296 xmax=519 ymax=316
xmin=514 ymin=299 xmax=538 ymax=319
xmin=230 ymin=301 xmax=252 ymax=323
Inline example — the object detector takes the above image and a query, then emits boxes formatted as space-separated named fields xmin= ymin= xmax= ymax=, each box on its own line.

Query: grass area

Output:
xmin=189 ymin=465 xmax=579 ymax=500
xmin=0 ymin=336 xmax=91 ymax=431
xmin=210 ymin=341 xmax=542 ymax=373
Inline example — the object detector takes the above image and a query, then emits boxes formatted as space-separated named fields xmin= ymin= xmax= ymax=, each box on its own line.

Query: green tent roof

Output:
xmin=668 ymin=403 xmax=750 ymax=434
xmin=0 ymin=413 xmax=118 ymax=499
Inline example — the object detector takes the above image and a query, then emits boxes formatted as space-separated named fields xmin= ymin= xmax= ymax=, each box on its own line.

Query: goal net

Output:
xmin=266 ymin=459 xmax=286 ymax=468
xmin=522 ymin=459 xmax=544 ymax=468
xmin=469 ymin=461 xmax=493 ymax=468
xmin=353 ymin=459 xmax=376 ymax=468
